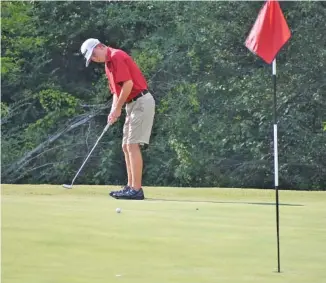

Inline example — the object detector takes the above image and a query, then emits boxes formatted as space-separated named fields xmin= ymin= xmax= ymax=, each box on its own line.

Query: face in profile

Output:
xmin=91 ymin=44 xmax=107 ymax=63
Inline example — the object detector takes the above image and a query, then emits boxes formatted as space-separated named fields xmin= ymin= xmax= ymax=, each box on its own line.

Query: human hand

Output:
xmin=108 ymin=107 xmax=121 ymax=124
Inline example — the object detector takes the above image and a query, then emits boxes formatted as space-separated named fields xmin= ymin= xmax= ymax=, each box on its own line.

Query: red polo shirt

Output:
xmin=105 ymin=47 xmax=148 ymax=102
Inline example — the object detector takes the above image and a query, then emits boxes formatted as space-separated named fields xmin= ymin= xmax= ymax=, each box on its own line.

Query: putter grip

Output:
xmin=104 ymin=124 xmax=110 ymax=132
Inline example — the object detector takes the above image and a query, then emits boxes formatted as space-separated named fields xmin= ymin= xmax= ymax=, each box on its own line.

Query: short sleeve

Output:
xmin=113 ymin=56 xmax=132 ymax=84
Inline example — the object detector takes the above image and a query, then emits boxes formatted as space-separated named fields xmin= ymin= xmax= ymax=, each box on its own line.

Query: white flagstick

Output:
xmin=273 ymin=59 xmax=281 ymax=272
xmin=273 ymin=60 xmax=279 ymax=187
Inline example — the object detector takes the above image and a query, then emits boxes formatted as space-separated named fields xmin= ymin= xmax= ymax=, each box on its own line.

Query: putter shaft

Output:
xmin=64 ymin=124 xmax=110 ymax=188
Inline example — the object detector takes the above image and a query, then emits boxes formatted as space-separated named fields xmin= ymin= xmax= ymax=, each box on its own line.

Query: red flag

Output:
xmin=245 ymin=0 xmax=291 ymax=64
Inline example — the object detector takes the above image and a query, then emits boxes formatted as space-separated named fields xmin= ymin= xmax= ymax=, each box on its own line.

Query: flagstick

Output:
xmin=273 ymin=59 xmax=281 ymax=273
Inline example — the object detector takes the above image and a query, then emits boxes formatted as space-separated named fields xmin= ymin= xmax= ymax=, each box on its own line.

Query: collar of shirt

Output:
xmin=106 ymin=47 xmax=113 ymax=62
xmin=106 ymin=47 xmax=115 ymax=72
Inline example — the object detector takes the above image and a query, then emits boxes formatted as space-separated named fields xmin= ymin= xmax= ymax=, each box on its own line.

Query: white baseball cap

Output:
xmin=80 ymin=38 xmax=100 ymax=67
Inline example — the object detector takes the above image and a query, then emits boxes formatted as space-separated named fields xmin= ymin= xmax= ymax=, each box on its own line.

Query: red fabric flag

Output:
xmin=245 ymin=0 xmax=291 ymax=64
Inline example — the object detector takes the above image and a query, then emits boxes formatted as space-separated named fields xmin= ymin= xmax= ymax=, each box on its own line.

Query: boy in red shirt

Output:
xmin=81 ymin=38 xmax=155 ymax=200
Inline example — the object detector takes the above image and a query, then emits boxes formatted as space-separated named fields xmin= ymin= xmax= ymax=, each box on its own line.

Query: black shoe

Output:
xmin=109 ymin=185 xmax=130 ymax=198
xmin=116 ymin=188 xmax=145 ymax=200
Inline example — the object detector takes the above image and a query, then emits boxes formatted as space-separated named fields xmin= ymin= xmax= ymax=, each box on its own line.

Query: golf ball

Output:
xmin=116 ymin=208 xmax=121 ymax=213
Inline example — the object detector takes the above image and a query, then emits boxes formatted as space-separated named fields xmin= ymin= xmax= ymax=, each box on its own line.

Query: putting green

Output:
xmin=2 ymin=185 xmax=326 ymax=283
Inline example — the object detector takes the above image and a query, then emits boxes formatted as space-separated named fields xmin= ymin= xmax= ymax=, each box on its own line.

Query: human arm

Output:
xmin=107 ymin=54 xmax=133 ymax=124
xmin=108 ymin=80 xmax=133 ymax=124
xmin=108 ymin=93 xmax=118 ymax=124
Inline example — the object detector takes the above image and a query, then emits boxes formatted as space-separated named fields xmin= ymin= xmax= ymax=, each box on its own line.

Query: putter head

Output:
xmin=63 ymin=184 xmax=73 ymax=189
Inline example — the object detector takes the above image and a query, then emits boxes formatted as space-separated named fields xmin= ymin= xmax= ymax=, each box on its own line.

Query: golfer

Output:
xmin=80 ymin=38 xmax=155 ymax=200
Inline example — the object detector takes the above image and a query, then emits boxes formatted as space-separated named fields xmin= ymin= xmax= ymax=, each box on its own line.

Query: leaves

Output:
xmin=1 ymin=1 xmax=325 ymax=189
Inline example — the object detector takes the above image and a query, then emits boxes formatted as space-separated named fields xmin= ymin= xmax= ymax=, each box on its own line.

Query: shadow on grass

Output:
xmin=146 ymin=198 xmax=304 ymax=207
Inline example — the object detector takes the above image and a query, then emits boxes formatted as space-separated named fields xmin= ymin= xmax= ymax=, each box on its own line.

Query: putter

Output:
xmin=63 ymin=123 xmax=110 ymax=189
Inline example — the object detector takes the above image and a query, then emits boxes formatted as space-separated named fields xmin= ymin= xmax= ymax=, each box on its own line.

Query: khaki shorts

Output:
xmin=123 ymin=92 xmax=155 ymax=145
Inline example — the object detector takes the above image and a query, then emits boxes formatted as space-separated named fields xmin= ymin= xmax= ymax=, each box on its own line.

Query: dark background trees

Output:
xmin=1 ymin=1 xmax=325 ymax=190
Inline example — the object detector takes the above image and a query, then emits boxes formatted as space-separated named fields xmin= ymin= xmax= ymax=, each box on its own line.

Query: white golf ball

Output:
xmin=116 ymin=208 xmax=121 ymax=213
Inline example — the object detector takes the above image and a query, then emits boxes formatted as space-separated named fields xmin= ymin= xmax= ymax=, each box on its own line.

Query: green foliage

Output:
xmin=1 ymin=1 xmax=325 ymax=189
xmin=37 ymin=89 xmax=78 ymax=114
xmin=1 ymin=102 xmax=9 ymax=118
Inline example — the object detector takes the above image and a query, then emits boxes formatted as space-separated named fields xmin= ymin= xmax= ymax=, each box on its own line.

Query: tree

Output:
xmin=1 ymin=1 xmax=325 ymax=189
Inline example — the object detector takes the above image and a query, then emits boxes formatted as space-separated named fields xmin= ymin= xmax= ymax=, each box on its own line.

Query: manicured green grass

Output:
xmin=2 ymin=185 xmax=326 ymax=283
